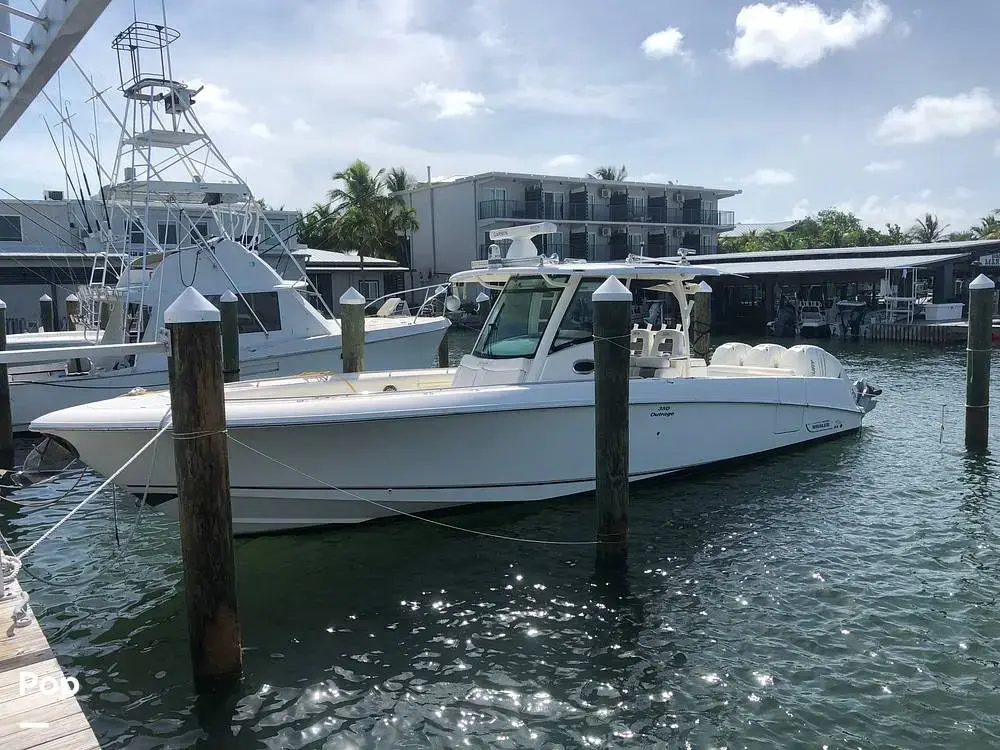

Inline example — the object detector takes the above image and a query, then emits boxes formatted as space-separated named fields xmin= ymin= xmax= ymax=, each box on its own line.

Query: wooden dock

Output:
xmin=0 ymin=575 xmax=100 ymax=749
xmin=864 ymin=319 xmax=1000 ymax=344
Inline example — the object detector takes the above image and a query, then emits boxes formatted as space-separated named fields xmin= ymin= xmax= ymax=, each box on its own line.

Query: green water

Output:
xmin=2 ymin=336 xmax=1000 ymax=748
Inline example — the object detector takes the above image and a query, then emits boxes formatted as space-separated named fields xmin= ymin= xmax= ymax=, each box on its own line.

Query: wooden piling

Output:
xmin=0 ymin=300 xmax=13 ymax=470
xmin=689 ymin=281 xmax=712 ymax=360
xmin=164 ymin=286 xmax=242 ymax=689
xmin=219 ymin=290 xmax=240 ymax=383
xmin=64 ymin=293 xmax=80 ymax=330
xmin=339 ymin=287 xmax=365 ymax=374
xmin=592 ymin=276 xmax=632 ymax=569
xmin=38 ymin=294 xmax=53 ymax=332
xmin=966 ymin=274 xmax=994 ymax=452
xmin=437 ymin=329 xmax=450 ymax=368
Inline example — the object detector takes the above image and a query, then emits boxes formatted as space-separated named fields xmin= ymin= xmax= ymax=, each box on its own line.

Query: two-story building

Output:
xmin=398 ymin=171 xmax=740 ymax=282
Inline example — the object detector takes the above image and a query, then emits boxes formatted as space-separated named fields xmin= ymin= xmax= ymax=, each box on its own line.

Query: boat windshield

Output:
xmin=550 ymin=279 xmax=601 ymax=352
xmin=472 ymin=276 xmax=564 ymax=359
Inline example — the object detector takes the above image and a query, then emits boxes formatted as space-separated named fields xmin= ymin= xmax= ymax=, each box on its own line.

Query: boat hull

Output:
xmin=36 ymin=375 xmax=865 ymax=534
xmin=12 ymin=320 xmax=447 ymax=431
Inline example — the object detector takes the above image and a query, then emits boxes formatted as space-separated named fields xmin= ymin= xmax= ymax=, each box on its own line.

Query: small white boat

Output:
xmin=31 ymin=224 xmax=880 ymax=534
xmin=797 ymin=301 xmax=832 ymax=339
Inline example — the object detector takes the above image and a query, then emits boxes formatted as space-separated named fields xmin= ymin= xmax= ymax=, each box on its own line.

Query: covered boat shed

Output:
xmin=694 ymin=239 xmax=999 ymax=331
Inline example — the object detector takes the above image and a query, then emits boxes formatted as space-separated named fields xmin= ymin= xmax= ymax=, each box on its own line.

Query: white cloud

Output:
xmin=788 ymin=197 xmax=811 ymax=219
xmin=875 ymin=88 xmax=1000 ymax=144
xmin=249 ymin=122 xmax=273 ymax=139
xmin=413 ymin=83 xmax=488 ymax=118
xmin=729 ymin=0 xmax=891 ymax=69
xmin=995 ymin=140 xmax=1000 ymax=157
xmin=641 ymin=27 xmax=689 ymax=61
xmin=188 ymin=80 xmax=248 ymax=132
xmin=638 ymin=172 xmax=670 ymax=183
xmin=837 ymin=194 xmax=970 ymax=228
xmin=918 ymin=188 xmax=933 ymax=199
xmin=546 ymin=154 xmax=582 ymax=169
xmin=863 ymin=159 xmax=904 ymax=173
xmin=493 ymin=77 xmax=654 ymax=119
xmin=743 ymin=167 xmax=797 ymax=186
xmin=894 ymin=21 xmax=912 ymax=38
xmin=953 ymin=186 xmax=975 ymax=201
xmin=801 ymin=134 xmax=812 ymax=144
xmin=292 ymin=118 xmax=312 ymax=133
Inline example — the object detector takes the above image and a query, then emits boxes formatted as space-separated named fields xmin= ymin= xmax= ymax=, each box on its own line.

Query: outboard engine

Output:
xmin=853 ymin=379 xmax=882 ymax=413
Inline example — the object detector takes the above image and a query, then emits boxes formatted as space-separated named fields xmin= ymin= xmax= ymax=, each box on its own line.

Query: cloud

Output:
xmin=249 ymin=122 xmax=273 ymax=139
xmin=492 ymin=77 xmax=655 ymax=119
xmin=729 ymin=0 xmax=891 ymax=69
xmin=545 ymin=154 xmax=582 ymax=169
xmin=188 ymin=80 xmax=248 ymax=132
xmin=641 ymin=27 xmax=689 ymax=61
xmin=292 ymin=118 xmax=312 ymax=133
xmin=863 ymin=159 xmax=904 ymax=173
xmin=743 ymin=167 xmax=797 ymax=186
xmin=837 ymin=194 xmax=970 ymax=228
xmin=788 ymin=197 xmax=811 ymax=219
xmin=875 ymin=88 xmax=1000 ymax=144
xmin=413 ymin=83 xmax=488 ymax=118
xmin=801 ymin=134 xmax=812 ymax=144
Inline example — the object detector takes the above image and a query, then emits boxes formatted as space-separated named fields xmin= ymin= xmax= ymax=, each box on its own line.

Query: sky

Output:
xmin=1 ymin=0 xmax=998 ymax=233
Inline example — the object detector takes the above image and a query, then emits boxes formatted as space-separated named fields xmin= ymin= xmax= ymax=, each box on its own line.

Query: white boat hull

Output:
xmin=12 ymin=320 xmax=446 ymax=431
xmin=35 ymin=374 xmax=864 ymax=534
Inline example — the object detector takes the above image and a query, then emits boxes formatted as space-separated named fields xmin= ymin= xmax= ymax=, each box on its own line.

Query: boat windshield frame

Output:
xmin=471 ymin=275 xmax=569 ymax=360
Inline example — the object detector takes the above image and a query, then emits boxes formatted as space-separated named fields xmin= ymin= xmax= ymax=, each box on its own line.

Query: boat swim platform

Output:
xmin=0 ymin=576 xmax=100 ymax=749
xmin=862 ymin=318 xmax=1000 ymax=345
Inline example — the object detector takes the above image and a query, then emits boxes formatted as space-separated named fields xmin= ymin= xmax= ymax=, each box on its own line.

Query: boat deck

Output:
xmin=0 ymin=577 xmax=100 ymax=749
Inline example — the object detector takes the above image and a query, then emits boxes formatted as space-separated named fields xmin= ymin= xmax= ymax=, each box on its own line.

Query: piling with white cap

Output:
xmin=164 ymin=286 xmax=243 ymax=689
xmin=339 ymin=286 xmax=366 ymax=374
xmin=219 ymin=290 xmax=240 ymax=383
xmin=0 ymin=298 xmax=11 ymax=468
xmin=966 ymin=274 xmax=995 ymax=452
xmin=65 ymin=293 xmax=80 ymax=328
xmin=38 ymin=292 xmax=53 ymax=332
xmin=592 ymin=276 xmax=632 ymax=569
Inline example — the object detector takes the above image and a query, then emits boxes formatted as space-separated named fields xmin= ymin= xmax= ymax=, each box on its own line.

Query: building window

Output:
xmin=157 ymin=222 xmax=178 ymax=245
xmin=184 ymin=221 xmax=211 ymax=243
xmin=128 ymin=220 xmax=146 ymax=246
xmin=205 ymin=292 xmax=281 ymax=334
xmin=483 ymin=187 xmax=507 ymax=202
xmin=357 ymin=279 xmax=380 ymax=301
xmin=0 ymin=216 xmax=22 ymax=242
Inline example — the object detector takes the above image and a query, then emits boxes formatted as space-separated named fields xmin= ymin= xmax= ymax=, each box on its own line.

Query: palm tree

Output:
xmin=909 ymin=213 xmax=948 ymax=243
xmin=587 ymin=164 xmax=628 ymax=181
xmin=298 ymin=202 xmax=339 ymax=249
xmin=972 ymin=211 xmax=1000 ymax=240
xmin=385 ymin=166 xmax=416 ymax=196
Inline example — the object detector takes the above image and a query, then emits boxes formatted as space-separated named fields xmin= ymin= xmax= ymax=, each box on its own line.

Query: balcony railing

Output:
xmin=479 ymin=240 xmax=695 ymax=263
xmin=478 ymin=199 xmax=735 ymax=229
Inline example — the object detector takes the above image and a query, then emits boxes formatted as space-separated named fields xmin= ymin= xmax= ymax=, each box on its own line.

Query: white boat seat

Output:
xmin=629 ymin=328 xmax=654 ymax=357
xmin=375 ymin=297 xmax=407 ymax=316
xmin=742 ymin=343 xmax=788 ymax=369
xmin=710 ymin=342 xmax=752 ymax=367
xmin=632 ymin=329 xmax=686 ymax=369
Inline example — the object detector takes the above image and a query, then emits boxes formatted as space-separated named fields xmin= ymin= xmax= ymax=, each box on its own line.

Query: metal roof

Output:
xmin=708 ymin=253 xmax=969 ymax=277
xmin=699 ymin=238 xmax=1000 ymax=263
xmin=720 ymin=221 xmax=802 ymax=238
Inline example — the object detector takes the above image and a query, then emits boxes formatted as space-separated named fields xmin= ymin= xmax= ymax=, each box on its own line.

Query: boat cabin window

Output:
xmin=205 ymin=292 xmax=281 ymax=334
xmin=0 ymin=216 xmax=22 ymax=242
xmin=472 ymin=276 xmax=562 ymax=359
xmin=550 ymin=279 xmax=601 ymax=352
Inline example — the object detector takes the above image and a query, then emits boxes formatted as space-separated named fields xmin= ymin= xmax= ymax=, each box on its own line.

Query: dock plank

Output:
xmin=0 ymin=575 xmax=101 ymax=749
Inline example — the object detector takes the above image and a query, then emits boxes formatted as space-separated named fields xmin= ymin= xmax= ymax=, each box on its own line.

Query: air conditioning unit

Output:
xmin=123 ymin=167 xmax=136 ymax=181
xmin=600 ymin=227 xmax=613 ymax=237
xmin=598 ymin=187 xmax=611 ymax=199
xmin=42 ymin=190 xmax=64 ymax=201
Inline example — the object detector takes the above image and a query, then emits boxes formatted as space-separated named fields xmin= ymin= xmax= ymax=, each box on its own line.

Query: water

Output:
xmin=3 ymin=337 xmax=1000 ymax=748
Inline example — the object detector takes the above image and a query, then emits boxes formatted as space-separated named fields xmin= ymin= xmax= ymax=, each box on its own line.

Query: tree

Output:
xmin=909 ymin=213 xmax=947 ymax=243
xmin=297 ymin=202 xmax=339 ymax=249
xmin=587 ymin=164 xmax=628 ymax=181
xmin=972 ymin=211 xmax=1000 ymax=240
xmin=884 ymin=223 xmax=908 ymax=245
xmin=385 ymin=166 xmax=417 ymax=196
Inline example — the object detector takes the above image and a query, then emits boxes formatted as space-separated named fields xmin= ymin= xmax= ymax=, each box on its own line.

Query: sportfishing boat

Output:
xmin=5 ymin=19 xmax=448 ymax=430
xmin=31 ymin=223 xmax=880 ymax=534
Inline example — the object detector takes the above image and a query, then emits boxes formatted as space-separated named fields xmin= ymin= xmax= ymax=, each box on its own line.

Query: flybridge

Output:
xmin=0 ymin=0 xmax=111 ymax=140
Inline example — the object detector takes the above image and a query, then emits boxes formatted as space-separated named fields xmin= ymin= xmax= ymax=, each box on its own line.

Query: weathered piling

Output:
xmin=592 ymin=276 xmax=632 ymax=568
xmin=164 ymin=286 xmax=242 ymax=689
xmin=65 ymin=293 xmax=80 ymax=328
xmin=0 ymin=300 xmax=13 ymax=470
xmin=340 ymin=287 xmax=365 ymax=374
xmin=219 ymin=290 xmax=240 ymax=383
xmin=437 ymin=329 xmax=450 ymax=368
xmin=38 ymin=292 xmax=54 ymax=332
xmin=965 ymin=274 xmax=995 ymax=452
xmin=690 ymin=280 xmax=712 ymax=360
